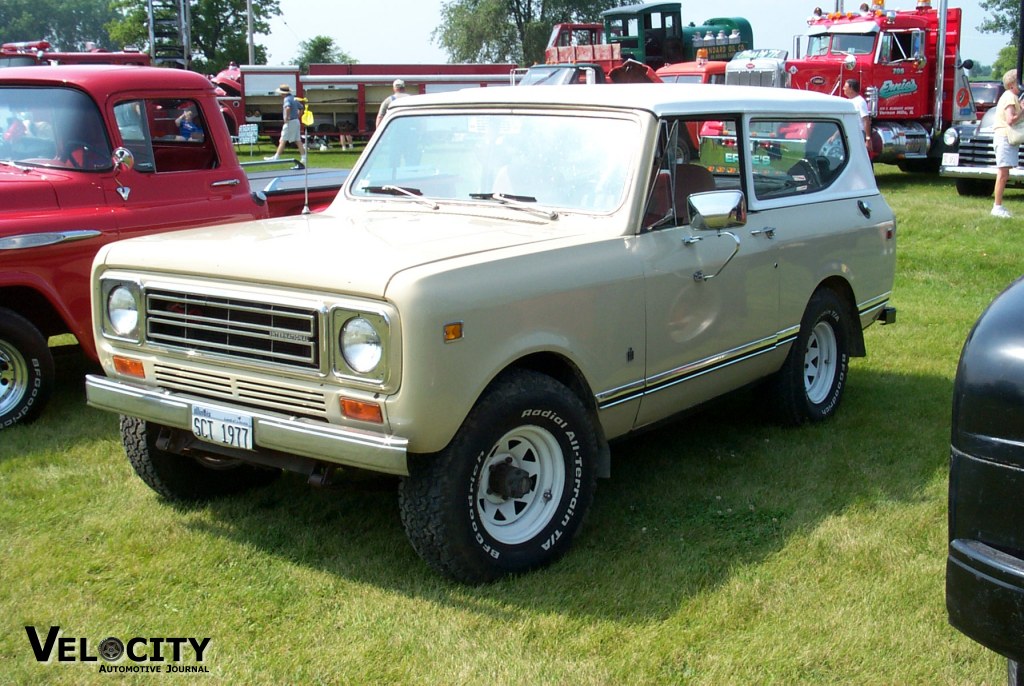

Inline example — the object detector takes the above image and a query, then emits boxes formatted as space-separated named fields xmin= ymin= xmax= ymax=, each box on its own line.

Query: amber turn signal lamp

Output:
xmin=443 ymin=321 xmax=464 ymax=343
xmin=112 ymin=356 xmax=146 ymax=379
xmin=341 ymin=398 xmax=384 ymax=423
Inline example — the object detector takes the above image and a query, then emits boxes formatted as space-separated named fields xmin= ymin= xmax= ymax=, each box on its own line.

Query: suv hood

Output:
xmin=96 ymin=205 xmax=585 ymax=297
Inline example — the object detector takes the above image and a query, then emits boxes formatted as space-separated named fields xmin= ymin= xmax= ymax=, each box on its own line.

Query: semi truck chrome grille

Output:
xmin=145 ymin=289 xmax=320 ymax=370
xmin=153 ymin=364 xmax=329 ymax=418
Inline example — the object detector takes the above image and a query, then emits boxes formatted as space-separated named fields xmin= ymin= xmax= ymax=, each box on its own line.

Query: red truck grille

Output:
xmin=145 ymin=289 xmax=320 ymax=370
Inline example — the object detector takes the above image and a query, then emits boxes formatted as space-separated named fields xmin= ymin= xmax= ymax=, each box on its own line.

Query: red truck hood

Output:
xmin=96 ymin=205 xmax=586 ymax=298
xmin=0 ymin=166 xmax=65 ymax=213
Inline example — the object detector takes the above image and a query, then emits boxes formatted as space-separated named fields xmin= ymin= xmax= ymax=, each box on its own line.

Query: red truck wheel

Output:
xmin=0 ymin=308 xmax=54 ymax=430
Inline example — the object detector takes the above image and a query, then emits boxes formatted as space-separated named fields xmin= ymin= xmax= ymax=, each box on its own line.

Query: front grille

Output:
xmin=958 ymin=133 xmax=1024 ymax=167
xmin=154 ymin=364 xmax=329 ymax=418
xmin=145 ymin=289 xmax=320 ymax=370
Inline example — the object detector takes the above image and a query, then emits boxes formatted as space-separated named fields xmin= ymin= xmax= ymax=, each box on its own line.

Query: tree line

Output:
xmin=0 ymin=0 xmax=1019 ymax=74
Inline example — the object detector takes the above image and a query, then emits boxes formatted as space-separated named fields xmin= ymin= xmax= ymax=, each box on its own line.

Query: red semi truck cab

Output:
xmin=784 ymin=0 xmax=975 ymax=169
xmin=0 ymin=65 xmax=344 ymax=430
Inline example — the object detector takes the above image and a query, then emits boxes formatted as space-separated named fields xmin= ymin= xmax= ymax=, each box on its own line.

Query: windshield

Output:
xmin=0 ymin=86 xmax=112 ymax=170
xmin=831 ymin=34 xmax=875 ymax=55
xmin=350 ymin=112 xmax=640 ymax=213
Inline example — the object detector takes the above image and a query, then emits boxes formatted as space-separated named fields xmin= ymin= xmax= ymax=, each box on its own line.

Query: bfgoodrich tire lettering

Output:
xmin=0 ymin=308 xmax=54 ymax=430
xmin=121 ymin=416 xmax=279 ymax=500
xmin=770 ymin=289 xmax=850 ymax=426
xmin=399 ymin=369 xmax=598 ymax=583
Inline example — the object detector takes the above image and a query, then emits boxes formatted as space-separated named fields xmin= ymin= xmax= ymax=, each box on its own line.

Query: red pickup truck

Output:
xmin=0 ymin=65 xmax=344 ymax=429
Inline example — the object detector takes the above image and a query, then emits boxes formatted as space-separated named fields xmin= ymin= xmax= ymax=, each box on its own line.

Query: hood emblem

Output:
xmin=116 ymin=185 xmax=131 ymax=201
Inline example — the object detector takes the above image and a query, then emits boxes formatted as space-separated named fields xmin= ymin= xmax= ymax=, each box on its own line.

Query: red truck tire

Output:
xmin=0 ymin=308 xmax=54 ymax=429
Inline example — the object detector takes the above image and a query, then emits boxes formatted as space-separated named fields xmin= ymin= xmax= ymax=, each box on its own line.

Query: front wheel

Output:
xmin=770 ymin=290 xmax=850 ymax=426
xmin=121 ymin=416 xmax=280 ymax=501
xmin=0 ymin=308 xmax=54 ymax=430
xmin=399 ymin=370 xmax=598 ymax=583
xmin=955 ymin=178 xmax=995 ymax=198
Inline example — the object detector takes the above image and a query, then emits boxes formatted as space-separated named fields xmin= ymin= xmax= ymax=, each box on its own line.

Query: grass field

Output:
xmin=0 ymin=163 xmax=1015 ymax=684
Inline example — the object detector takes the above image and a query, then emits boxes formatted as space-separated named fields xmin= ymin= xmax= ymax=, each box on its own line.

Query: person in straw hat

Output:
xmin=265 ymin=83 xmax=307 ymax=169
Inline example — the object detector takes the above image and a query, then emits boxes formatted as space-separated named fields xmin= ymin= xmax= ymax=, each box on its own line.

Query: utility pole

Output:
xmin=247 ymin=0 xmax=255 ymax=64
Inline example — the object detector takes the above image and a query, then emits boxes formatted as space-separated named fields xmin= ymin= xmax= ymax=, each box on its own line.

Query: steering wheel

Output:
xmin=63 ymin=139 xmax=93 ymax=169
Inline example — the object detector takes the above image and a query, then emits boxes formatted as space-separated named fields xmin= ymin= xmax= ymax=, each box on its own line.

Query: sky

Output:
xmin=260 ymin=0 xmax=1004 ymax=68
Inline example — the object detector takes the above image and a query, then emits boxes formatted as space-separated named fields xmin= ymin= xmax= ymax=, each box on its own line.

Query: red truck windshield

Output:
xmin=0 ymin=86 xmax=111 ymax=170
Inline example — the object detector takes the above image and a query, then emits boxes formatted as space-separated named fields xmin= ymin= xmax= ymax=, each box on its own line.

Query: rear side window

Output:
xmin=113 ymin=98 xmax=217 ymax=173
xmin=749 ymin=119 xmax=848 ymax=200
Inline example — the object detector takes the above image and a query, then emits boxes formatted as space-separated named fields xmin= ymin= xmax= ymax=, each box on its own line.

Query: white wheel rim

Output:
xmin=803 ymin=321 xmax=838 ymax=405
xmin=0 ymin=338 xmax=29 ymax=417
xmin=477 ymin=424 xmax=565 ymax=545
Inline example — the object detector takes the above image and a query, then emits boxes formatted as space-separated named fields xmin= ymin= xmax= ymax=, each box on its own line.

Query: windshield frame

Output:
xmin=347 ymin=107 xmax=644 ymax=216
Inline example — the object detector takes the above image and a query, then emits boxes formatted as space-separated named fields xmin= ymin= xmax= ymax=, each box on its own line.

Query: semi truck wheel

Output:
xmin=0 ymin=308 xmax=54 ymax=430
xmin=770 ymin=290 xmax=850 ymax=426
xmin=121 ymin=416 xmax=279 ymax=500
xmin=399 ymin=369 xmax=598 ymax=583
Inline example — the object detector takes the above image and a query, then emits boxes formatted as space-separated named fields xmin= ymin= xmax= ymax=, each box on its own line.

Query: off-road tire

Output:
xmin=0 ymin=308 xmax=54 ymax=430
xmin=770 ymin=289 xmax=850 ymax=426
xmin=121 ymin=415 xmax=280 ymax=501
xmin=398 ymin=369 xmax=598 ymax=583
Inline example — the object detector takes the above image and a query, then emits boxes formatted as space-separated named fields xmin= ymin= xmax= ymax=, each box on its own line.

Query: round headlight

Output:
xmin=943 ymin=127 xmax=959 ymax=147
xmin=341 ymin=317 xmax=382 ymax=373
xmin=108 ymin=286 xmax=139 ymax=337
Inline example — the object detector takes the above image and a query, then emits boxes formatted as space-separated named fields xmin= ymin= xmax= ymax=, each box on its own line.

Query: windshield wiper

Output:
xmin=364 ymin=184 xmax=438 ymax=209
xmin=469 ymin=192 xmax=558 ymax=220
xmin=0 ymin=159 xmax=33 ymax=172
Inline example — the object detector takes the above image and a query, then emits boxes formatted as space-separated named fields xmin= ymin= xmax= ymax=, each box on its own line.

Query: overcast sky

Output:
xmin=259 ymin=1 xmax=1004 ymax=68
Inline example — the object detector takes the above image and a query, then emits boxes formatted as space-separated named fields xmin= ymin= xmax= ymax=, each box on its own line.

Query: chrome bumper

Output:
xmin=940 ymin=164 xmax=1024 ymax=182
xmin=85 ymin=374 xmax=409 ymax=476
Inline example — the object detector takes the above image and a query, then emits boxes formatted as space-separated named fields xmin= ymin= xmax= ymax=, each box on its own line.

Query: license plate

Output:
xmin=941 ymin=152 xmax=959 ymax=167
xmin=191 ymin=405 xmax=253 ymax=451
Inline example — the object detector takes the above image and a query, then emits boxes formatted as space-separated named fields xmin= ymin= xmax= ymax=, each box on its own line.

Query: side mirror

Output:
xmin=843 ymin=53 xmax=857 ymax=71
xmin=112 ymin=146 xmax=135 ymax=172
xmin=689 ymin=190 xmax=747 ymax=231
xmin=959 ymin=58 xmax=975 ymax=71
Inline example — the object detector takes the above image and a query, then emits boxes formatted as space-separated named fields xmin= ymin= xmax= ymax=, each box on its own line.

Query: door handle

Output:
xmin=749 ymin=227 xmax=776 ymax=239
xmin=211 ymin=179 xmax=242 ymax=187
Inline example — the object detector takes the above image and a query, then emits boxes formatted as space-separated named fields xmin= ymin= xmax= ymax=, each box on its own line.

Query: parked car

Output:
xmin=85 ymin=83 xmax=897 ymax=582
xmin=940 ymin=105 xmax=1024 ymax=197
xmin=948 ymin=275 xmax=1024 ymax=684
xmin=0 ymin=65 xmax=344 ymax=430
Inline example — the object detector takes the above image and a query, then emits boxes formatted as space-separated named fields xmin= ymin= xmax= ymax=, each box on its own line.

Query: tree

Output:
xmin=0 ymin=0 xmax=119 ymax=51
xmin=294 ymin=35 xmax=356 ymax=73
xmin=978 ymin=0 xmax=1020 ymax=41
xmin=107 ymin=0 xmax=281 ymax=72
xmin=992 ymin=44 xmax=1018 ymax=78
xmin=434 ymin=0 xmax=624 ymax=66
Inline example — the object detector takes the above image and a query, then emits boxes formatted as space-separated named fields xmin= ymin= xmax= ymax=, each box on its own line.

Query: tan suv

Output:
xmin=86 ymin=84 xmax=897 ymax=582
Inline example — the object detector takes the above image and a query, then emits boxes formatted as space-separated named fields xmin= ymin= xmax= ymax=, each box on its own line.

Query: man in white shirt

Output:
xmin=843 ymin=78 xmax=871 ymax=147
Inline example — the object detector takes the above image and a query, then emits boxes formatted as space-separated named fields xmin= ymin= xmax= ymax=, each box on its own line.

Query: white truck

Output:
xmin=86 ymin=83 xmax=897 ymax=582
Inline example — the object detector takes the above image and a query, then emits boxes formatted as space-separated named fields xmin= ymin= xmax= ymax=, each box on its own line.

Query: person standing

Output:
xmin=376 ymin=79 xmax=408 ymax=128
xmin=843 ymin=78 xmax=871 ymax=147
xmin=992 ymin=69 xmax=1022 ymax=219
xmin=265 ymin=84 xmax=306 ymax=169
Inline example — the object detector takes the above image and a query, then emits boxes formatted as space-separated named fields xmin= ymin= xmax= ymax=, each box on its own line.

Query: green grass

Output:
xmin=0 ymin=164 xmax=1014 ymax=684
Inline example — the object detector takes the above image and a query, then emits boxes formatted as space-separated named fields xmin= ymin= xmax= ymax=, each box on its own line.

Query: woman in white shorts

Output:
xmin=992 ymin=69 xmax=1022 ymax=218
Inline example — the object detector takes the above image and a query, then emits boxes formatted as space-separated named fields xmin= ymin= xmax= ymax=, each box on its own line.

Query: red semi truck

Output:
xmin=727 ymin=0 xmax=976 ymax=171
xmin=0 ymin=65 xmax=345 ymax=430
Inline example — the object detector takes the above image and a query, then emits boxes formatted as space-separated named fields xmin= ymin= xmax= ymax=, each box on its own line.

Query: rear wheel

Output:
xmin=399 ymin=369 xmax=598 ymax=583
xmin=770 ymin=290 xmax=850 ymax=426
xmin=0 ymin=308 xmax=53 ymax=430
xmin=121 ymin=416 xmax=280 ymax=500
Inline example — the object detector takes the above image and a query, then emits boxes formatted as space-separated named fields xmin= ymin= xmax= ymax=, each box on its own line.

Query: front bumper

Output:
xmin=85 ymin=374 xmax=410 ymax=476
xmin=946 ymin=447 xmax=1024 ymax=662
xmin=940 ymin=163 xmax=1024 ymax=183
